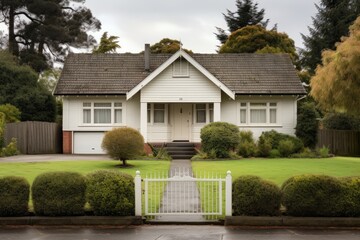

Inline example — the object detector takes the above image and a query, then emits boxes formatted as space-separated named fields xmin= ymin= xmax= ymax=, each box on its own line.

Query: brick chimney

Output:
xmin=144 ymin=43 xmax=150 ymax=71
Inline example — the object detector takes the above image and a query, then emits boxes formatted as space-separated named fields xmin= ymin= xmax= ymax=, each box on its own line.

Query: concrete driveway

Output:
xmin=0 ymin=225 xmax=359 ymax=240
xmin=0 ymin=154 xmax=111 ymax=163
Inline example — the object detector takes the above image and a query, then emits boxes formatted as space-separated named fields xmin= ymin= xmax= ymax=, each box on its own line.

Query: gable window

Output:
xmin=82 ymin=102 xmax=124 ymax=125
xmin=239 ymin=102 xmax=277 ymax=125
xmin=172 ymin=59 xmax=189 ymax=77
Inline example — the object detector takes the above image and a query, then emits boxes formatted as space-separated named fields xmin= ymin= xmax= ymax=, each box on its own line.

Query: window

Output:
xmin=82 ymin=102 xmax=124 ymax=125
xmin=196 ymin=104 xmax=206 ymax=123
xmin=147 ymin=103 xmax=168 ymax=124
xmin=173 ymin=59 xmax=189 ymax=77
xmin=209 ymin=103 xmax=214 ymax=123
xmin=239 ymin=102 xmax=277 ymax=124
xmin=154 ymin=104 xmax=165 ymax=123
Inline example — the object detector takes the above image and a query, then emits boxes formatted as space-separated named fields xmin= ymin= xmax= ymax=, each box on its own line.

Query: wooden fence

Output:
xmin=317 ymin=129 xmax=360 ymax=156
xmin=4 ymin=121 xmax=62 ymax=154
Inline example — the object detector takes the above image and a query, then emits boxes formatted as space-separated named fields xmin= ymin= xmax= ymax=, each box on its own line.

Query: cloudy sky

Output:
xmin=84 ymin=0 xmax=320 ymax=53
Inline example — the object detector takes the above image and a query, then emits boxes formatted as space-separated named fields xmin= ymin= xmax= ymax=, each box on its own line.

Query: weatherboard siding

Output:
xmin=141 ymin=61 xmax=221 ymax=103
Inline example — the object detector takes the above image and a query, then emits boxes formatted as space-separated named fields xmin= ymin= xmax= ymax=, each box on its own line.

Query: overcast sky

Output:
xmin=84 ymin=0 xmax=320 ymax=53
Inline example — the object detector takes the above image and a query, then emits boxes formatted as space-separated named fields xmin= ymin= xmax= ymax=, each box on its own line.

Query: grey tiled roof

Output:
xmin=54 ymin=53 xmax=306 ymax=95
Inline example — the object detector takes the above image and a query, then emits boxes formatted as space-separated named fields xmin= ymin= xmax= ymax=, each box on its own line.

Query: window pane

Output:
xmin=114 ymin=109 xmax=122 ymax=123
xmin=240 ymin=109 xmax=247 ymax=123
xmin=94 ymin=109 xmax=111 ymax=123
xmin=250 ymin=109 xmax=266 ymax=123
xmin=240 ymin=102 xmax=247 ymax=107
xmin=270 ymin=109 xmax=276 ymax=123
xmin=209 ymin=109 xmax=214 ymax=123
xmin=83 ymin=102 xmax=91 ymax=107
xmin=114 ymin=102 xmax=122 ymax=107
xmin=154 ymin=110 xmax=164 ymax=123
xmin=83 ymin=109 xmax=91 ymax=123
xmin=196 ymin=110 xmax=206 ymax=123
xmin=250 ymin=103 xmax=266 ymax=107
xmin=147 ymin=109 xmax=151 ymax=123
xmin=94 ymin=103 xmax=111 ymax=108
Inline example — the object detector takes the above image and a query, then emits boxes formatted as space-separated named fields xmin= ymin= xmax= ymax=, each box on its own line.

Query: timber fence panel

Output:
xmin=317 ymin=129 xmax=360 ymax=156
xmin=4 ymin=121 xmax=61 ymax=154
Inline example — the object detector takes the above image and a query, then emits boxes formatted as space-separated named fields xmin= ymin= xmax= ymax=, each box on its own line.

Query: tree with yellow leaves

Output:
xmin=310 ymin=16 xmax=360 ymax=115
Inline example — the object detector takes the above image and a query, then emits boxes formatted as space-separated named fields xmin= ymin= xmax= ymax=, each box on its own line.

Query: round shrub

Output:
xmin=32 ymin=172 xmax=86 ymax=216
xmin=323 ymin=112 xmax=360 ymax=131
xmin=200 ymin=122 xmax=240 ymax=158
xmin=258 ymin=130 xmax=303 ymax=156
xmin=233 ymin=175 xmax=281 ymax=216
xmin=269 ymin=149 xmax=281 ymax=158
xmin=278 ymin=139 xmax=294 ymax=157
xmin=340 ymin=176 xmax=360 ymax=217
xmin=102 ymin=127 xmax=144 ymax=166
xmin=282 ymin=175 xmax=343 ymax=217
xmin=86 ymin=170 xmax=134 ymax=216
xmin=0 ymin=176 xmax=29 ymax=216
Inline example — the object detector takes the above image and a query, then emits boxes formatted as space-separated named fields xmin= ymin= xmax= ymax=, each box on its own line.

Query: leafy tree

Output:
xmin=295 ymin=102 xmax=319 ymax=148
xmin=310 ymin=16 xmax=360 ymax=115
xmin=0 ymin=0 xmax=101 ymax=72
xmin=150 ymin=38 xmax=192 ymax=54
xmin=219 ymin=25 xmax=298 ymax=63
xmin=0 ymin=50 xmax=56 ymax=122
xmin=301 ymin=0 xmax=360 ymax=73
xmin=38 ymin=68 xmax=61 ymax=93
xmin=0 ymin=104 xmax=21 ymax=123
xmin=93 ymin=32 xmax=120 ymax=53
xmin=216 ymin=0 xmax=269 ymax=44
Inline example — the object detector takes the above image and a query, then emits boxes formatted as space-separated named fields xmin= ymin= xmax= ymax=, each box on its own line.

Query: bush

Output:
xmin=238 ymin=130 xmax=257 ymax=157
xmin=323 ymin=112 xmax=360 ymax=131
xmin=257 ymin=135 xmax=272 ymax=157
xmin=86 ymin=170 xmax=134 ymax=216
xmin=233 ymin=175 xmax=281 ymax=216
xmin=200 ymin=122 xmax=240 ymax=158
xmin=269 ymin=149 xmax=281 ymax=158
xmin=316 ymin=146 xmax=330 ymax=158
xmin=102 ymin=127 xmax=144 ymax=166
xmin=291 ymin=147 xmax=318 ymax=158
xmin=32 ymin=172 xmax=86 ymax=216
xmin=0 ymin=176 xmax=29 ymax=216
xmin=281 ymin=175 xmax=344 ymax=217
xmin=340 ymin=176 xmax=360 ymax=217
xmin=1 ymin=138 xmax=20 ymax=157
xmin=278 ymin=139 xmax=294 ymax=157
xmin=295 ymin=102 xmax=319 ymax=148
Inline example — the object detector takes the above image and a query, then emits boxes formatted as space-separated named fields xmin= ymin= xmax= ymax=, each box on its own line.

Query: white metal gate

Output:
xmin=134 ymin=169 xmax=232 ymax=219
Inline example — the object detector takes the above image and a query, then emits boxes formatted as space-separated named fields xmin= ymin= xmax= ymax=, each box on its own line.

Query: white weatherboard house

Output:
xmin=54 ymin=44 xmax=306 ymax=155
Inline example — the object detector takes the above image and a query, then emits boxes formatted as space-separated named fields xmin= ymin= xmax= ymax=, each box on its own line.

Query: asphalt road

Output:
xmin=0 ymin=225 xmax=359 ymax=240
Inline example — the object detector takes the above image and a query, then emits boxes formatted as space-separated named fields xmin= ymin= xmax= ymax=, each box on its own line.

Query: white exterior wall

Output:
xmin=141 ymin=61 xmax=221 ymax=103
xmin=221 ymin=93 xmax=297 ymax=139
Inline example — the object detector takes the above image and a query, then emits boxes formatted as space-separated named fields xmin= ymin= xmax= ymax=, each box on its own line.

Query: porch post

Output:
xmin=213 ymin=102 xmax=221 ymax=122
xmin=140 ymin=102 xmax=148 ymax=142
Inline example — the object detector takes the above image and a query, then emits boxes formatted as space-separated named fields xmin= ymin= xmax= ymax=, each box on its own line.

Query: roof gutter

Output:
xmin=296 ymin=95 xmax=307 ymax=101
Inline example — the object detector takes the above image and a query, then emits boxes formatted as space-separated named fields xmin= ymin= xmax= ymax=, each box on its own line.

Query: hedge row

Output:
xmin=233 ymin=175 xmax=360 ymax=217
xmin=0 ymin=170 xmax=134 ymax=217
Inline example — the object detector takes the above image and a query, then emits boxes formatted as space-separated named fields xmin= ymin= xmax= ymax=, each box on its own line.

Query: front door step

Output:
xmin=165 ymin=142 xmax=196 ymax=159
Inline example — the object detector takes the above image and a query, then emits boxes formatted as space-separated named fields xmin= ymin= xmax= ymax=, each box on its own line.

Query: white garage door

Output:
xmin=73 ymin=132 xmax=106 ymax=154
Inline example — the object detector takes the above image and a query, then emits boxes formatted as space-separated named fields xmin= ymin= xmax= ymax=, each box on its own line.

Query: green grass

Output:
xmin=0 ymin=160 xmax=170 ymax=183
xmin=192 ymin=157 xmax=360 ymax=186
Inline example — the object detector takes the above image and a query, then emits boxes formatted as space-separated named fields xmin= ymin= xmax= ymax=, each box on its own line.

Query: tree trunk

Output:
xmin=122 ymin=159 xmax=127 ymax=166
xmin=8 ymin=5 xmax=18 ymax=55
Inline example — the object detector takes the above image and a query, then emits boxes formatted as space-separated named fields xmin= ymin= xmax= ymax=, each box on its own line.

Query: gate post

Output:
xmin=225 ymin=170 xmax=232 ymax=216
xmin=134 ymin=170 xmax=142 ymax=216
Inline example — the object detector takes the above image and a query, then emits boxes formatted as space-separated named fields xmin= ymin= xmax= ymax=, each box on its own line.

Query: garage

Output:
xmin=73 ymin=132 xmax=106 ymax=154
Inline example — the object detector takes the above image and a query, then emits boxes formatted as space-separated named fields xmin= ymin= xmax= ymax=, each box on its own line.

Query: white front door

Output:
xmin=172 ymin=104 xmax=192 ymax=141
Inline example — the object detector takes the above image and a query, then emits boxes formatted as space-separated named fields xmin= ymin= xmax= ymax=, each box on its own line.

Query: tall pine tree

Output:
xmin=301 ymin=0 xmax=360 ymax=73
xmin=215 ymin=0 xmax=269 ymax=44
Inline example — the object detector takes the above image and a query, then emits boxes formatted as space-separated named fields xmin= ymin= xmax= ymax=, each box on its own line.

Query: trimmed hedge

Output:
xmin=201 ymin=122 xmax=240 ymax=158
xmin=32 ymin=172 xmax=86 ymax=216
xmin=86 ymin=170 xmax=135 ymax=216
xmin=233 ymin=175 xmax=281 ymax=216
xmin=0 ymin=176 xmax=29 ymax=216
xmin=340 ymin=176 xmax=360 ymax=217
xmin=281 ymin=175 xmax=344 ymax=217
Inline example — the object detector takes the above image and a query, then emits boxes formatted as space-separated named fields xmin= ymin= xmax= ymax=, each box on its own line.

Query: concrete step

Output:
xmin=166 ymin=142 xmax=195 ymax=148
xmin=172 ymin=155 xmax=194 ymax=159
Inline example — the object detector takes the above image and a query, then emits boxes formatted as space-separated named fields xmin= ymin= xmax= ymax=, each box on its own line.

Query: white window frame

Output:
xmin=147 ymin=103 xmax=169 ymax=125
xmin=172 ymin=59 xmax=189 ymax=77
xmin=238 ymin=101 xmax=278 ymax=126
xmin=81 ymin=101 xmax=125 ymax=126
xmin=194 ymin=103 xmax=214 ymax=124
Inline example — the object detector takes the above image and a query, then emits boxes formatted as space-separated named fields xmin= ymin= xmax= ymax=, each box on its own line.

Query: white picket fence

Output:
xmin=134 ymin=169 xmax=232 ymax=219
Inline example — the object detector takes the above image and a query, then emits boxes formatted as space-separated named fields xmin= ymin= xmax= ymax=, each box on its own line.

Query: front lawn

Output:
xmin=0 ymin=160 xmax=170 ymax=184
xmin=192 ymin=157 xmax=360 ymax=186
